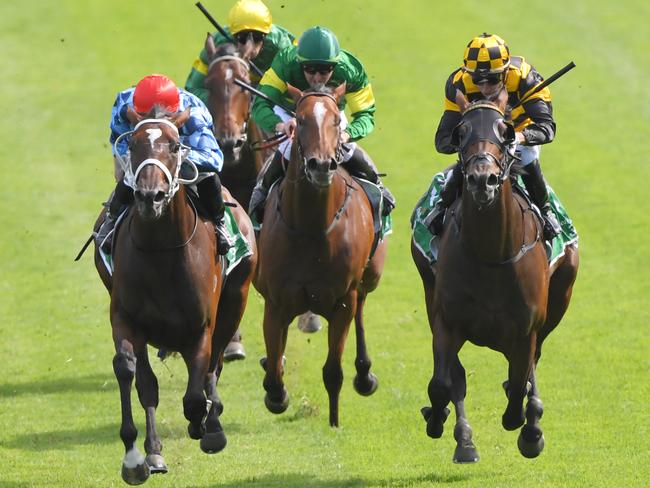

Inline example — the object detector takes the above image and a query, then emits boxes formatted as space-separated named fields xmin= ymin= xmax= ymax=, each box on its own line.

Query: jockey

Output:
xmin=95 ymin=74 xmax=232 ymax=255
xmin=249 ymin=25 xmax=396 ymax=222
xmin=185 ymin=0 xmax=295 ymax=105
xmin=432 ymin=33 xmax=561 ymax=241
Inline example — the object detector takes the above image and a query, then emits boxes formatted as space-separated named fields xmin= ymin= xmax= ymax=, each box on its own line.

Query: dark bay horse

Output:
xmin=94 ymin=107 xmax=257 ymax=484
xmin=254 ymin=83 xmax=387 ymax=427
xmin=411 ymin=94 xmax=578 ymax=462
xmin=203 ymin=38 xmax=266 ymax=211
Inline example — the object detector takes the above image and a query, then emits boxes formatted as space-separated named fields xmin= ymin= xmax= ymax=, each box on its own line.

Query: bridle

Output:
xmin=293 ymin=91 xmax=343 ymax=178
xmin=457 ymin=103 xmax=518 ymax=188
xmin=207 ymin=54 xmax=252 ymax=148
xmin=114 ymin=118 xmax=198 ymax=207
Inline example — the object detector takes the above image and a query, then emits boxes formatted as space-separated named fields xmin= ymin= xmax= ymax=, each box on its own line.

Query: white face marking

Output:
xmin=313 ymin=101 xmax=327 ymax=136
xmin=225 ymin=68 xmax=233 ymax=81
xmin=123 ymin=447 xmax=145 ymax=468
xmin=145 ymin=128 xmax=162 ymax=148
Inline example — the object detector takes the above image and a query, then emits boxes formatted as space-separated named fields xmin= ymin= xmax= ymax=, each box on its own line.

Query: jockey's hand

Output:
xmin=340 ymin=131 xmax=350 ymax=144
xmin=275 ymin=119 xmax=297 ymax=138
xmin=515 ymin=132 xmax=526 ymax=144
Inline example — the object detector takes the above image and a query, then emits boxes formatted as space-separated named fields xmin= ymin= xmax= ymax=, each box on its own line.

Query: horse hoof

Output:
xmin=425 ymin=406 xmax=450 ymax=439
xmin=264 ymin=390 xmax=289 ymax=414
xmin=145 ymin=454 xmax=167 ymax=474
xmin=224 ymin=341 xmax=246 ymax=362
xmin=200 ymin=431 xmax=228 ymax=454
xmin=121 ymin=462 xmax=150 ymax=485
xmin=187 ymin=422 xmax=205 ymax=440
xmin=353 ymin=372 xmax=379 ymax=396
xmin=297 ymin=312 xmax=322 ymax=333
xmin=453 ymin=443 xmax=480 ymax=464
xmin=518 ymin=426 xmax=545 ymax=458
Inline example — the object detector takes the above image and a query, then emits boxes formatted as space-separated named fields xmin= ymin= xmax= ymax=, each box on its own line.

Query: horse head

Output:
xmin=452 ymin=90 xmax=516 ymax=207
xmin=124 ymin=106 xmax=191 ymax=220
xmin=204 ymin=37 xmax=252 ymax=164
xmin=287 ymin=82 xmax=346 ymax=188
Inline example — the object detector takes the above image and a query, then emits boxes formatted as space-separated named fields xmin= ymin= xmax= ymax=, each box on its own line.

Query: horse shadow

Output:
xmin=176 ymin=472 xmax=469 ymax=488
xmin=0 ymin=373 xmax=114 ymax=398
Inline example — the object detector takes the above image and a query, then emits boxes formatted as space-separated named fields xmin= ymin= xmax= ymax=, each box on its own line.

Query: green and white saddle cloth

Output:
xmin=411 ymin=171 xmax=578 ymax=266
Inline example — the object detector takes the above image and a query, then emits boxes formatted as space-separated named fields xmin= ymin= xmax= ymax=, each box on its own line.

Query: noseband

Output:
xmin=114 ymin=118 xmax=198 ymax=206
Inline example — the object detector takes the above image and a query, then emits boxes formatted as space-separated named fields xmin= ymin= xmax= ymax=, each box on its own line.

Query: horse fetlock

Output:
xmin=453 ymin=419 xmax=473 ymax=443
xmin=526 ymin=396 xmax=544 ymax=422
xmin=354 ymin=357 xmax=372 ymax=374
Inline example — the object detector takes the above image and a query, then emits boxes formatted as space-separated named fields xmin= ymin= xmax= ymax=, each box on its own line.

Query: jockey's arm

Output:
xmin=344 ymin=84 xmax=376 ymax=142
xmin=251 ymin=71 xmax=286 ymax=133
xmin=183 ymin=106 xmax=224 ymax=172
xmin=435 ymin=110 xmax=461 ymax=154
xmin=520 ymin=98 xmax=556 ymax=145
xmin=185 ymin=58 xmax=210 ymax=107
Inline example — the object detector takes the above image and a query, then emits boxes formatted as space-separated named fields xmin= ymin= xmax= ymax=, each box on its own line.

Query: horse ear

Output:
xmin=205 ymin=33 xmax=217 ymax=60
xmin=450 ymin=123 xmax=462 ymax=149
xmin=333 ymin=82 xmax=347 ymax=104
xmin=502 ymin=121 xmax=516 ymax=144
xmin=455 ymin=89 xmax=469 ymax=112
xmin=286 ymin=83 xmax=303 ymax=103
xmin=126 ymin=106 xmax=143 ymax=125
xmin=170 ymin=107 xmax=191 ymax=129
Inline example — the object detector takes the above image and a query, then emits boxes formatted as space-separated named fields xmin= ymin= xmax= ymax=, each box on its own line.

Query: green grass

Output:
xmin=1 ymin=0 xmax=648 ymax=486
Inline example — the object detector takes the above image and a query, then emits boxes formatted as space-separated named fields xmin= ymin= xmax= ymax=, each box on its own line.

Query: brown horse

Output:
xmin=254 ymin=83 xmax=387 ymax=427
xmin=411 ymin=95 xmax=578 ymax=462
xmin=204 ymin=38 xmax=266 ymax=211
xmin=94 ymin=107 xmax=257 ymax=484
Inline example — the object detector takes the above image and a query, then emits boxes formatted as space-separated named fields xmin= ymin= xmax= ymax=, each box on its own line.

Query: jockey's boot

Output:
xmin=95 ymin=180 xmax=133 ymax=254
xmin=428 ymin=162 xmax=463 ymax=235
xmin=521 ymin=159 xmax=561 ymax=241
xmin=342 ymin=146 xmax=396 ymax=215
xmin=249 ymin=150 xmax=285 ymax=223
xmin=198 ymin=174 xmax=233 ymax=255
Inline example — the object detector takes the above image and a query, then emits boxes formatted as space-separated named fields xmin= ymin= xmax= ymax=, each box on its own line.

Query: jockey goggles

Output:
xmin=471 ymin=71 xmax=504 ymax=86
xmin=235 ymin=30 xmax=266 ymax=44
xmin=302 ymin=64 xmax=334 ymax=75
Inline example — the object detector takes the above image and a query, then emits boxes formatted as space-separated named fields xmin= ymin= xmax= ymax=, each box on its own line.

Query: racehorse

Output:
xmin=94 ymin=107 xmax=257 ymax=484
xmin=254 ymin=83 xmax=387 ymax=427
xmin=411 ymin=93 xmax=579 ymax=462
xmin=203 ymin=37 xmax=266 ymax=211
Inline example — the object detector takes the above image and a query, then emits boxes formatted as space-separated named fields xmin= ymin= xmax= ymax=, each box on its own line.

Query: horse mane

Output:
xmin=304 ymin=85 xmax=335 ymax=95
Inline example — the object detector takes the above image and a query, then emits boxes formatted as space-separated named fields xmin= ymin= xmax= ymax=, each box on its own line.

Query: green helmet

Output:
xmin=297 ymin=26 xmax=340 ymax=65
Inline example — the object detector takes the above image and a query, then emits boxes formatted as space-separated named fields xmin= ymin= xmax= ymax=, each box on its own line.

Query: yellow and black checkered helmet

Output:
xmin=228 ymin=0 xmax=272 ymax=35
xmin=463 ymin=33 xmax=510 ymax=74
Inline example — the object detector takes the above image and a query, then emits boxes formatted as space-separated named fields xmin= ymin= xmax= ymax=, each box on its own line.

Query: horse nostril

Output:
xmin=154 ymin=191 xmax=166 ymax=203
xmin=329 ymin=159 xmax=337 ymax=170
xmin=307 ymin=158 xmax=318 ymax=171
xmin=487 ymin=174 xmax=499 ymax=186
xmin=467 ymin=174 xmax=477 ymax=187
xmin=234 ymin=138 xmax=245 ymax=149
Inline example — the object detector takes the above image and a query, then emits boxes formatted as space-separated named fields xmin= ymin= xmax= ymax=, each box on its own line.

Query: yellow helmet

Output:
xmin=463 ymin=33 xmax=510 ymax=74
xmin=228 ymin=0 xmax=272 ymax=35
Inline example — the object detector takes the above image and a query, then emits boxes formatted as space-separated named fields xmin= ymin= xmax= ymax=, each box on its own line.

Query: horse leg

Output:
xmin=421 ymin=288 xmax=462 ymax=440
xmin=181 ymin=332 xmax=212 ymax=443
xmin=111 ymin=318 xmax=150 ymax=485
xmin=134 ymin=349 xmax=168 ymax=474
xmin=537 ymin=246 xmax=579 ymax=363
xmin=323 ymin=292 xmax=357 ymax=427
xmin=262 ymin=303 xmax=291 ymax=414
xmin=352 ymin=291 xmax=378 ymax=396
xmin=517 ymin=367 xmax=546 ymax=458
xmin=450 ymin=357 xmax=479 ymax=463
xmin=502 ymin=333 xmax=536 ymax=431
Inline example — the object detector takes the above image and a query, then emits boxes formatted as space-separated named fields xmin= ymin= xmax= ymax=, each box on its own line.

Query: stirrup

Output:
xmin=215 ymin=221 xmax=232 ymax=255
xmin=96 ymin=214 xmax=116 ymax=254
xmin=541 ymin=205 xmax=561 ymax=241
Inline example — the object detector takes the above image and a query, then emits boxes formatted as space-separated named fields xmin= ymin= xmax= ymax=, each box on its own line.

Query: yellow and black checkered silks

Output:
xmin=463 ymin=33 xmax=510 ymax=73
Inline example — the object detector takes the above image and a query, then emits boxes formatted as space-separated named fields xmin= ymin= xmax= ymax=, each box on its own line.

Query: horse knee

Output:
xmin=113 ymin=352 xmax=136 ymax=383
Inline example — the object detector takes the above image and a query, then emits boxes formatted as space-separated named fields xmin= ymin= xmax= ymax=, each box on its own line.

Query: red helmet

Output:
xmin=133 ymin=74 xmax=180 ymax=113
